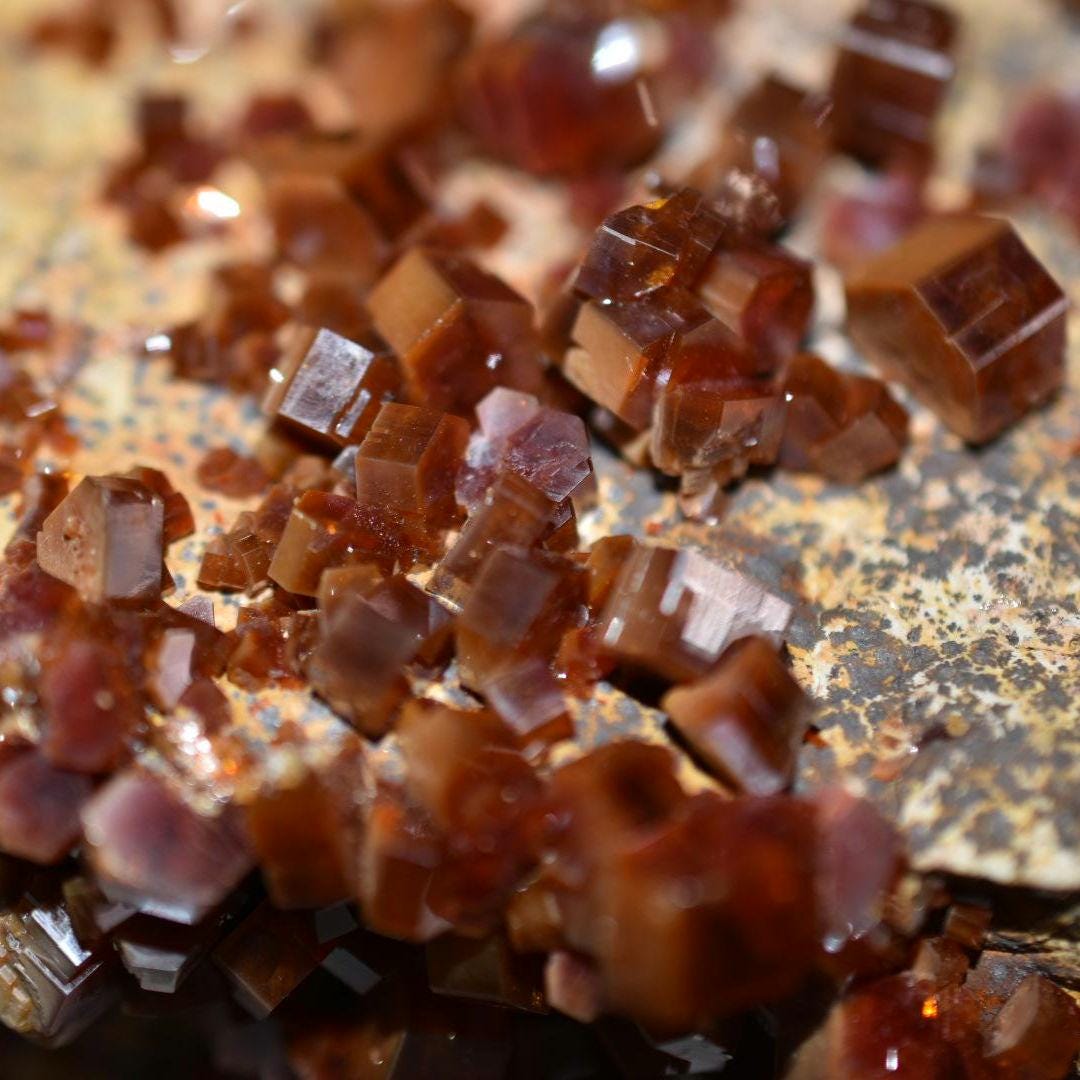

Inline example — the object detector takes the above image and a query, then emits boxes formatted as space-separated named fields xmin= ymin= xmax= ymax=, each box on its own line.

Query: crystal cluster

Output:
xmin=2 ymin=0 xmax=1078 ymax=1071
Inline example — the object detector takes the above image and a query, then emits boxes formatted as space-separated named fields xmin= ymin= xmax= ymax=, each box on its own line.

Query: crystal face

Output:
xmin=366 ymin=248 xmax=542 ymax=416
xmin=596 ymin=543 xmax=794 ymax=682
xmin=271 ymin=327 xmax=401 ymax=450
xmin=701 ymin=74 xmax=833 ymax=226
xmin=779 ymin=353 xmax=909 ymax=482
xmin=37 ymin=475 xmax=166 ymax=604
xmin=846 ymin=216 xmax=1068 ymax=443
xmin=0 ymin=750 xmax=92 ymax=864
xmin=829 ymin=0 xmax=959 ymax=167
xmin=662 ymin=636 xmax=809 ymax=795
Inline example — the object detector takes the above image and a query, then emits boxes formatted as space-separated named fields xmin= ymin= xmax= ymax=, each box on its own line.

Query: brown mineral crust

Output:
xmin=427 ymin=932 xmax=546 ymax=1014
xmin=271 ymin=326 xmax=402 ymax=451
xmin=36 ymin=474 xmax=165 ymax=605
xmin=37 ymin=634 xmax=142 ymax=771
xmin=983 ymin=974 xmax=1080 ymax=1078
xmin=662 ymin=636 xmax=809 ymax=795
xmin=650 ymin=318 xmax=786 ymax=480
xmin=566 ymin=290 xmax=709 ymax=431
xmin=354 ymin=402 xmax=468 ymax=532
xmin=829 ymin=0 xmax=959 ymax=168
xmin=431 ymin=472 xmax=574 ymax=607
xmin=244 ymin=744 xmax=366 ymax=909
xmin=0 ymin=750 xmax=92 ymax=864
xmin=366 ymin=247 xmax=542 ymax=416
xmin=694 ymin=237 xmax=814 ymax=364
xmin=778 ymin=353 xmax=909 ymax=482
xmin=846 ymin=215 xmax=1068 ymax=443
xmin=81 ymin=770 xmax=253 ymax=925
xmin=596 ymin=542 xmax=793 ymax=683
xmin=215 ymin=902 xmax=322 ymax=1018
xmin=396 ymin=700 xmax=542 ymax=930
xmin=698 ymin=73 xmax=833 ymax=226
xmin=195 ymin=446 xmax=269 ymax=498
xmin=0 ymin=887 xmax=119 ymax=1046
xmin=358 ymin=783 xmax=449 ymax=942
xmin=573 ymin=189 xmax=727 ymax=303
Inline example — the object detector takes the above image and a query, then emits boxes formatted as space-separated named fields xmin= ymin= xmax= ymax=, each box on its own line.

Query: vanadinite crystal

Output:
xmin=846 ymin=216 xmax=1068 ymax=443
xmin=662 ymin=636 xmax=809 ymax=795
xmin=699 ymin=73 xmax=833 ymax=226
xmin=366 ymin=248 xmax=542 ymax=415
xmin=81 ymin=771 xmax=252 ymax=924
xmin=36 ymin=474 xmax=166 ymax=604
xmin=458 ymin=9 xmax=712 ymax=177
xmin=269 ymin=327 xmax=401 ymax=450
xmin=829 ymin=0 xmax=959 ymax=168
xmin=779 ymin=353 xmax=909 ymax=482
xmin=596 ymin=542 xmax=793 ymax=682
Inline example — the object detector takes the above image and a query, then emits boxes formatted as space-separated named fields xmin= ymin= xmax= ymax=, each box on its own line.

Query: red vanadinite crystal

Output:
xmin=829 ymin=0 xmax=959 ymax=168
xmin=367 ymin=248 xmax=543 ymax=415
xmin=779 ymin=354 xmax=909 ymax=482
xmin=846 ymin=216 xmax=1068 ymax=443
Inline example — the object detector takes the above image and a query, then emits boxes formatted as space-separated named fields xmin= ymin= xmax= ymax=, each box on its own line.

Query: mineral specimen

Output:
xmin=662 ymin=636 xmax=809 ymax=795
xmin=778 ymin=353 xmax=909 ymax=482
xmin=846 ymin=216 xmax=1068 ymax=443
xmin=829 ymin=0 xmax=959 ymax=167
xmin=37 ymin=474 xmax=166 ymax=604
xmin=366 ymin=248 xmax=542 ymax=415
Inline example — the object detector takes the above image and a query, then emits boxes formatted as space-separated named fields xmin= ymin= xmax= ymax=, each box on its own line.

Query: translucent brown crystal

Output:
xmin=36 ymin=474 xmax=165 ymax=604
xmin=778 ymin=353 xmax=909 ymax=482
xmin=458 ymin=388 xmax=595 ymax=515
xmin=38 ymin=633 xmax=141 ymax=770
xmin=354 ymin=403 xmax=468 ymax=533
xmin=942 ymin=902 xmax=992 ymax=951
xmin=427 ymin=932 xmax=545 ymax=1014
xmin=829 ymin=0 xmax=959 ymax=167
xmin=195 ymin=446 xmax=269 ymax=498
xmin=358 ymin=784 xmax=448 ymax=942
xmin=662 ymin=636 xmax=808 ymax=795
xmin=700 ymin=74 xmax=833 ymax=226
xmin=432 ymin=473 xmax=574 ymax=607
xmin=270 ymin=327 xmax=401 ymax=451
xmin=596 ymin=542 xmax=793 ymax=682
xmin=81 ymin=771 xmax=253 ymax=924
xmin=573 ymin=189 xmax=727 ymax=302
xmin=266 ymin=173 xmax=384 ymax=279
xmin=983 ymin=973 xmax=1080 ymax=1079
xmin=694 ymin=237 xmax=814 ymax=363
xmin=244 ymin=744 xmax=365 ymax=909
xmin=0 ymin=886 xmax=118 ymax=1045
xmin=0 ymin=751 xmax=92 ymax=864
xmin=366 ymin=248 xmax=542 ymax=415
xmin=215 ymin=902 xmax=321 ymax=1018
xmin=846 ymin=216 xmax=1068 ymax=443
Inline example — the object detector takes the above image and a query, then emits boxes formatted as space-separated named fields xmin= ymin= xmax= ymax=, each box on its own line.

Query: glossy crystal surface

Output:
xmin=846 ymin=216 xmax=1067 ymax=443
